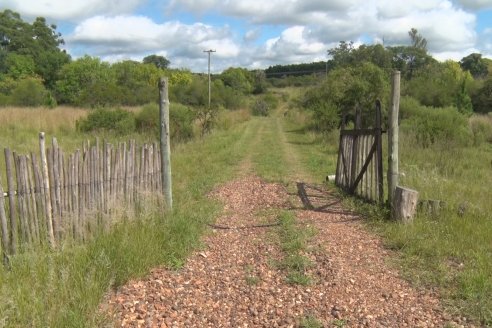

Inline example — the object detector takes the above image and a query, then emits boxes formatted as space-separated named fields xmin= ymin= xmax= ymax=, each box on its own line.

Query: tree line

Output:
xmin=0 ymin=10 xmax=269 ymax=109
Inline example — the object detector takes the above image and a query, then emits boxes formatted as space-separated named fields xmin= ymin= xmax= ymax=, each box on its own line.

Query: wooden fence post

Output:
xmin=388 ymin=71 xmax=400 ymax=207
xmin=39 ymin=132 xmax=55 ymax=248
xmin=392 ymin=186 xmax=419 ymax=223
xmin=159 ymin=77 xmax=173 ymax=209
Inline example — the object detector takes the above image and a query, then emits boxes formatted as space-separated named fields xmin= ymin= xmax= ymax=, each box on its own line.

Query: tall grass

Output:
xmin=284 ymin=104 xmax=492 ymax=325
xmin=0 ymin=107 xmax=255 ymax=327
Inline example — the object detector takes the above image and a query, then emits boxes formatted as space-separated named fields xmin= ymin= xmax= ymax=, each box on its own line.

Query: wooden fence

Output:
xmin=335 ymin=101 xmax=384 ymax=204
xmin=0 ymin=133 xmax=163 ymax=255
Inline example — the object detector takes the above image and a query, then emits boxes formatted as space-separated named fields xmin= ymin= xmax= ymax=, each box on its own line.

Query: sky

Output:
xmin=1 ymin=0 xmax=492 ymax=73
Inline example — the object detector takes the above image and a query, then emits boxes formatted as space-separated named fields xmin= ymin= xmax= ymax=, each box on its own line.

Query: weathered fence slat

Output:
xmin=1 ymin=135 xmax=166 ymax=256
xmin=0 ymin=178 xmax=9 ymax=254
xmin=335 ymin=101 xmax=384 ymax=204
xmin=5 ymin=149 xmax=17 ymax=253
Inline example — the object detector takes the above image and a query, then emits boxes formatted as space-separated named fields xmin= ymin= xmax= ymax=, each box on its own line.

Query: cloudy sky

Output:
xmin=1 ymin=0 xmax=492 ymax=72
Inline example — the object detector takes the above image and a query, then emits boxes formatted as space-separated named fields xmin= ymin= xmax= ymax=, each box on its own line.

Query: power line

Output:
xmin=203 ymin=49 xmax=216 ymax=108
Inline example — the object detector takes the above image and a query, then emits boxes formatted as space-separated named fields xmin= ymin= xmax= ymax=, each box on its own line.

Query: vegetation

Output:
xmin=0 ymin=7 xmax=492 ymax=327
xmin=276 ymin=211 xmax=314 ymax=285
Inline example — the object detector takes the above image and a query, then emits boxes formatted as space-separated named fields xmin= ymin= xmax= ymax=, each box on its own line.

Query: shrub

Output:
xmin=76 ymin=108 xmax=136 ymax=134
xmin=470 ymin=115 xmax=492 ymax=145
xmin=170 ymin=103 xmax=195 ymax=142
xmin=10 ymin=77 xmax=48 ymax=107
xmin=251 ymin=93 xmax=279 ymax=116
xmin=400 ymin=101 xmax=472 ymax=148
xmin=135 ymin=103 xmax=195 ymax=142
xmin=251 ymin=99 xmax=269 ymax=116
xmin=309 ymin=100 xmax=340 ymax=132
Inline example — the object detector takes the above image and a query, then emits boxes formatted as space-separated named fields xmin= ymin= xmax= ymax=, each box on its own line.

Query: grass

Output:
xmin=284 ymin=107 xmax=492 ymax=326
xmin=276 ymin=211 xmax=314 ymax=286
xmin=0 ymin=107 xmax=257 ymax=326
xmin=1 ymin=100 xmax=491 ymax=326
xmin=299 ymin=315 xmax=324 ymax=328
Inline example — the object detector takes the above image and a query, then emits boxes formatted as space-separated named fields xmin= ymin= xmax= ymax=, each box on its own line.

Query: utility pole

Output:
xmin=203 ymin=49 xmax=216 ymax=108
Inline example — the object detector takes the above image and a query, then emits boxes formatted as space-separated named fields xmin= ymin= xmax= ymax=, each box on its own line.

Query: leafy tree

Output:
xmin=0 ymin=10 xmax=70 ymax=88
xmin=3 ymin=53 xmax=36 ymax=78
xmin=404 ymin=60 xmax=473 ymax=112
xmin=328 ymin=41 xmax=355 ymax=67
xmin=471 ymin=78 xmax=492 ymax=113
xmin=220 ymin=67 xmax=253 ymax=94
xmin=54 ymin=56 xmax=114 ymax=105
xmin=460 ymin=53 xmax=489 ymax=79
xmin=388 ymin=28 xmax=434 ymax=79
xmin=351 ymin=44 xmax=393 ymax=73
xmin=142 ymin=54 xmax=170 ymax=69
xmin=301 ymin=62 xmax=389 ymax=131
xmin=10 ymin=77 xmax=48 ymax=107
xmin=408 ymin=28 xmax=427 ymax=50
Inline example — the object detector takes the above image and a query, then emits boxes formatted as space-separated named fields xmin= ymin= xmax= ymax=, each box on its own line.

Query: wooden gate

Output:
xmin=335 ymin=100 xmax=384 ymax=204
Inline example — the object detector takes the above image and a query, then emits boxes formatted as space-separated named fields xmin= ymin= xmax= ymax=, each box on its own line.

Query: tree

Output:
xmin=3 ymin=53 xmax=36 ymax=78
xmin=408 ymin=28 xmax=427 ymax=50
xmin=301 ymin=62 xmax=390 ymax=131
xmin=54 ymin=56 xmax=114 ymax=105
xmin=220 ymin=67 xmax=253 ymax=94
xmin=142 ymin=54 xmax=170 ymax=69
xmin=328 ymin=41 xmax=355 ymax=67
xmin=404 ymin=60 xmax=473 ymax=110
xmin=471 ymin=78 xmax=492 ymax=113
xmin=460 ymin=53 xmax=489 ymax=79
xmin=0 ymin=10 xmax=70 ymax=88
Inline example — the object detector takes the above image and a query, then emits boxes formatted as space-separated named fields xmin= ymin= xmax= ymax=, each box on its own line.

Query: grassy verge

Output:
xmin=0 ymin=115 xmax=256 ymax=327
xmin=284 ymin=109 xmax=492 ymax=326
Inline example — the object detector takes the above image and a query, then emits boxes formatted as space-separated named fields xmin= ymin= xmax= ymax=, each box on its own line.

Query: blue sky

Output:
xmin=1 ymin=0 xmax=492 ymax=72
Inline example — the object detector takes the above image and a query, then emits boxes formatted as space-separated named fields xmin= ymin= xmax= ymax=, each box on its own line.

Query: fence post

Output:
xmin=4 ymin=149 xmax=17 ymax=254
xmin=39 ymin=132 xmax=56 ymax=248
xmin=159 ymin=77 xmax=173 ymax=210
xmin=388 ymin=71 xmax=400 ymax=208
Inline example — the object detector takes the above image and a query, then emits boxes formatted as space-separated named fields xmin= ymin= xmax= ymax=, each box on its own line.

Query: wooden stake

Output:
xmin=159 ymin=77 xmax=173 ymax=209
xmin=388 ymin=71 xmax=400 ymax=206
xmin=0 ymin=177 xmax=9 ymax=255
xmin=4 ymin=148 xmax=18 ymax=253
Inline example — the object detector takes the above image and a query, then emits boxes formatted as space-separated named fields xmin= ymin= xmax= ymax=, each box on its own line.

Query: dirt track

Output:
xmin=103 ymin=175 xmax=457 ymax=327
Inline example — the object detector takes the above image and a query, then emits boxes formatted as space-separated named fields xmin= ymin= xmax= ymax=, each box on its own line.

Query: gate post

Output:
xmin=388 ymin=71 xmax=400 ymax=206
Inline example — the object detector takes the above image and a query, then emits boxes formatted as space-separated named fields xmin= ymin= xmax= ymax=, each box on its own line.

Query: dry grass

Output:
xmin=469 ymin=113 xmax=492 ymax=145
xmin=0 ymin=106 xmax=87 ymax=133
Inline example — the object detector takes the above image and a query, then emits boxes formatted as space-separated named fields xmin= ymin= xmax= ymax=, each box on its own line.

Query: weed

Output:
xmin=299 ymin=315 xmax=323 ymax=328
xmin=332 ymin=318 xmax=348 ymax=327
xmin=276 ymin=211 xmax=315 ymax=285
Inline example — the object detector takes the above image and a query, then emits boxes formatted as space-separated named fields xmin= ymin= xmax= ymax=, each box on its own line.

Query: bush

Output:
xmin=77 ymin=108 xmax=136 ymax=134
xmin=470 ymin=115 xmax=492 ymax=146
xmin=135 ymin=103 xmax=195 ymax=142
xmin=400 ymin=101 xmax=472 ymax=148
xmin=10 ymin=77 xmax=48 ymax=107
xmin=251 ymin=93 xmax=279 ymax=116
xmin=309 ymin=100 xmax=340 ymax=132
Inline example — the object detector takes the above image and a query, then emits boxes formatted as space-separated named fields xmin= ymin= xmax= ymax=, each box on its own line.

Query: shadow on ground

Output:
xmin=292 ymin=182 xmax=360 ymax=220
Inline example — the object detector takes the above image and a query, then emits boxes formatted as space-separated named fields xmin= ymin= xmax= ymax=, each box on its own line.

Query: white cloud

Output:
xmin=67 ymin=15 xmax=240 ymax=71
xmin=0 ymin=0 xmax=143 ymax=20
xmin=2 ymin=0 xmax=489 ymax=71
